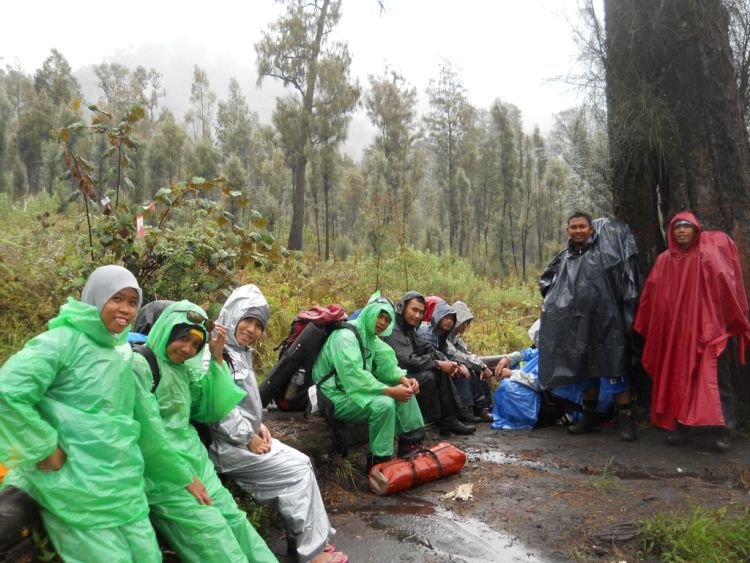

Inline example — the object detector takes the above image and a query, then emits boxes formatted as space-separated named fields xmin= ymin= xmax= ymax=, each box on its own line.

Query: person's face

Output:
xmin=673 ymin=223 xmax=698 ymax=249
xmin=375 ymin=311 xmax=392 ymax=335
xmin=402 ymin=299 xmax=425 ymax=327
xmin=437 ymin=315 xmax=455 ymax=333
xmin=235 ymin=317 xmax=264 ymax=347
xmin=567 ymin=217 xmax=594 ymax=247
xmin=100 ymin=288 xmax=139 ymax=334
xmin=166 ymin=332 xmax=204 ymax=364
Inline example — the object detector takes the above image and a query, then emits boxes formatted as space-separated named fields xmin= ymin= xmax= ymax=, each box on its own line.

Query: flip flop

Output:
xmin=323 ymin=544 xmax=337 ymax=553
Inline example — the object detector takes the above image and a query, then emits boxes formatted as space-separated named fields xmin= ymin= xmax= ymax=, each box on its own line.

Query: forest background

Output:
xmin=2 ymin=0 xmax=750 ymax=389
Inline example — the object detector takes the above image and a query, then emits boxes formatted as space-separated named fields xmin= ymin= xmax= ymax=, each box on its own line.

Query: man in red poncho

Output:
xmin=634 ymin=211 xmax=750 ymax=452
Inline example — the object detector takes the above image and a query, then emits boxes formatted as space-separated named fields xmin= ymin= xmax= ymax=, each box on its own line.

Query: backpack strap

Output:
xmin=222 ymin=348 xmax=235 ymax=374
xmin=133 ymin=344 xmax=161 ymax=392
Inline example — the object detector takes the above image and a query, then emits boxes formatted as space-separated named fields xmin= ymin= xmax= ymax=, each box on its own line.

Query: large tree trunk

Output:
xmin=606 ymin=0 xmax=750 ymax=420
xmin=606 ymin=0 xmax=750 ymax=279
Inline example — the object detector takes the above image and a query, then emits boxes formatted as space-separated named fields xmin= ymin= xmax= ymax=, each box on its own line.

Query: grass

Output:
xmin=639 ymin=506 xmax=750 ymax=562
xmin=588 ymin=456 xmax=621 ymax=491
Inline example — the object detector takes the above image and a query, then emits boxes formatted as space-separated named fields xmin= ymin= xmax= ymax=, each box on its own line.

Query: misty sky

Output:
xmin=2 ymin=1 xmax=589 ymax=153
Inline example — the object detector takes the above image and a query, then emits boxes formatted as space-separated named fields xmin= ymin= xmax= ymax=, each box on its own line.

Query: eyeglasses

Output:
xmin=372 ymin=296 xmax=394 ymax=307
xmin=173 ymin=309 xmax=215 ymax=333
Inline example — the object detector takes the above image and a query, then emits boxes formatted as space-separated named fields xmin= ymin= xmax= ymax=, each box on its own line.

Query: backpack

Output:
xmin=257 ymin=305 xmax=366 ymax=411
xmin=131 ymin=343 xmax=234 ymax=447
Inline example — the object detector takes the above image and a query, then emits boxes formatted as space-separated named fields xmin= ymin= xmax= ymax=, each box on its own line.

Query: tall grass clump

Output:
xmin=639 ymin=506 xmax=750 ymax=562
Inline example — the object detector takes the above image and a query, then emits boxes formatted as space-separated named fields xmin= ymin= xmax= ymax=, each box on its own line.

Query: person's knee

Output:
xmin=368 ymin=394 xmax=396 ymax=417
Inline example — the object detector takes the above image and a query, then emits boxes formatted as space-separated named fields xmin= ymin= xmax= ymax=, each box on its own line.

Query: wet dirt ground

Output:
xmin=270 ymin=416 xmax=750 ymax=562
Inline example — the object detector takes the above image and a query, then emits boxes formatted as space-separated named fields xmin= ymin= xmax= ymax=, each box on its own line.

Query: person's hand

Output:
xmin=494 ymin=357 xmax=510 ymax=377
xmin=259 ymin=423 xmax=272 ymax=444
xmin=37 ymin=446 xmax=66 ymax=471
xmin=437 ymin=360 xmax=458 ymax=376
xmin=499 ymin=367 xmax=513 ymax=379
xmin=186 ymin=476 xmax=212 ymax=505
xmin=481 ymin=367 xmax=493 ymax=380
xmin=384 ymin=384 xmax=414 ymax=402
xmin=457 ymin=365 xmax=471 ymax=379
xmin=401 ymin=377 xmax=420 ymax=394
xmin=248 ymin=432 xmax=271 ymax=454
xmin=209 ymin=323 xmax=227 ymax=363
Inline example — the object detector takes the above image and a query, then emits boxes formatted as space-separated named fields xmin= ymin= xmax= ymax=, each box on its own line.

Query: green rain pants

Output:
xmin=326 ymin=390 xmax=424 ymax=457
xmin=149 ymin=470 xmax=277 ymax=563
xmin=41 ymin=510 xmax=161 ymax=563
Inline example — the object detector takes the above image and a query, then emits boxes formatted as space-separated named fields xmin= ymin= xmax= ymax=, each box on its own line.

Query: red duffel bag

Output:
xmin=368 ymin=442 xmax=467 ymax=496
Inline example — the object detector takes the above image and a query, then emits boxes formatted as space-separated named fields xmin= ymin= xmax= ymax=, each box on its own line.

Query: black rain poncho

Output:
xmin=537 ymin=218 xmax=640 ymax=390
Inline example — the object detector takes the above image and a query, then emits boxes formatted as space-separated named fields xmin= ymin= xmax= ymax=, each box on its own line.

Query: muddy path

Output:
xmin=277 ymin=419 xmax=750 ymax=562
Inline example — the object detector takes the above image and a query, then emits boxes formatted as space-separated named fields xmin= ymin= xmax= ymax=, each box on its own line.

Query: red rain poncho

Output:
xmin=634 ymin=211 xmax=750 ymax=430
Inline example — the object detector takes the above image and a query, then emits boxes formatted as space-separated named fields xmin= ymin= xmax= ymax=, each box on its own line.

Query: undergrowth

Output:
xmin=639 ymin=506 xmax=750 ymax=562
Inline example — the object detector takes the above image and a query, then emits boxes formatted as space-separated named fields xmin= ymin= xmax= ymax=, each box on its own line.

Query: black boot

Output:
xmin=568 ymin=410 xmax=601 ymax=434
xmin=666 ymin=424 xmax=690 ymax=446
xmin=457 ymin=407 xmax=482 ymax=423
xmin=439 ymin=416 xmax=476 ymax=436
xmin=397 ymin=428 xmax=426 ymax=457
xmin=366 ymin=453 xmax=392 ymax=473
xmin=713 ymin=428 xmax=732 ymax=453
xmin=617 ymin=408 xmax=637 ymax=442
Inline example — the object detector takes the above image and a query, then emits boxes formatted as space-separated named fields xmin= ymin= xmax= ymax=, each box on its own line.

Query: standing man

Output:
xmin=382 ymin=291 xmax=476 ymax=436
xmin=634 ymin=211 xmax=750 ymax=452
xmin=538 ymin=212 xmax=640 ymax=441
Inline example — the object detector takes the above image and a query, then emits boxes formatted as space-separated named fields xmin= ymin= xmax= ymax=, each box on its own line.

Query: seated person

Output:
xmin=493 ymin=320 xmax=574 ymax=429
xmin=0 ymin=266 xmax=171 ymax=561
xmin=447 ymin=301 xmax=493 ymax=422
xmin=382 ymin=291 xmax=475 ymax=435
xmin=417 ymin=301 xmax=479 ymax=430
xmin=205 ymin=284 xmax=346 ymax=563
xmin=132 ymin=300 xmax=277 ymax=563
xmin=312 ymin=293 xmax=425 ymax=471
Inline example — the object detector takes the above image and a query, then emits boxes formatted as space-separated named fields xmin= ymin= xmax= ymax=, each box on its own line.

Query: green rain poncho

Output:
xmin=312 ymin=293 xmax=424 ymax=457
xmin=134 ymin=300 xmax=277 ymax=563
xmin=0 ymin=296 xmax=187 ymax=561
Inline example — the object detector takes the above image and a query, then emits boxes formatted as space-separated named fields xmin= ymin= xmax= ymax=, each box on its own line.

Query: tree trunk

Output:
xmin=607 ymin=0 xmax=750 ymax=280
xmin=606 ymin=0 xmax=750 ymax=418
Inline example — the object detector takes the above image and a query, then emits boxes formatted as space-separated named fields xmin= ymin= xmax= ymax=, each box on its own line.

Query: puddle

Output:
xmin=342 ymin=501 xmax=548 ymax=562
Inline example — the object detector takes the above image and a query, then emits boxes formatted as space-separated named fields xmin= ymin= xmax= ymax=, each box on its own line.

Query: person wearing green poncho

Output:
xmin=312 ymin=293 xmax=425 ymax=471
xmin=0 ymin=265 xmax=189 ymax=562
xmin=134 ymin=300 xmax=277 ymax=563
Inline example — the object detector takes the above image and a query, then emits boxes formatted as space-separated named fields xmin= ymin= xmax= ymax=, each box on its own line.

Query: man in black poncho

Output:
xmin=538 ymin=211 xmax=640 ymax=441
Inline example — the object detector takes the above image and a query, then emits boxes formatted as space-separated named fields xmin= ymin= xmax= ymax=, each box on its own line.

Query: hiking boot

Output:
xmin=397 ymin=441 xmax=422 ymax=458
xmin=476 ymin=408 xmax=493 ymax=423
xmin=666 ymin=425 xmax=689 ymax=446
xmin=713 ymin=429 xmax=732 ymax=453
xmin=617 ymin=410 xmax=637 ymax=442
xmin=439 ymin=417 xmax=476 ymax=436
xmin=365 ymin=454 xmax=392 ymax=473
xmin=457 ymin=408 xmax=482 ymax=424
xmin=568 ymin=411 xmax=601 ymax=435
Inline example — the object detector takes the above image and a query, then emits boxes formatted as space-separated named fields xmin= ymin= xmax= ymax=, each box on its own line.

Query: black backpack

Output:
xmin=131 ymin=344 xmax=234 ymax=448
xmin=258 ymin=317 xmax=365 ymax=412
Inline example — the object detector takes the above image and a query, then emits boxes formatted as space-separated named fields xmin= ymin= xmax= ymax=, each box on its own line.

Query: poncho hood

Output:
xmin=667 ymin=211 xmax=702 ymax=254
xmin=49 ymin=299 xmax=129 ymax=348
xmin=450 ymin=301 xmax=473 ymax=333
xmin=217 ymin=284 xmax=270 ymax=350
xmin=353 ymin=292 xmax=396 ymax=340
xmin=146 ymin=300 xmax=210 ymax=369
